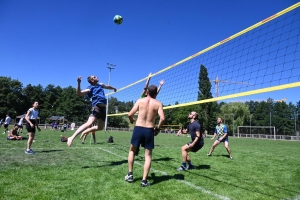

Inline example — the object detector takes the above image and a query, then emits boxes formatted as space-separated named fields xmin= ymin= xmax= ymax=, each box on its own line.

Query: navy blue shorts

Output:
xmin=187 ymin=141 xmax=204 ymax=152
xmin=131 ymin=126 xmax=155 ymax=149
xmin=217 ymin=136 xmax=229 ymax=142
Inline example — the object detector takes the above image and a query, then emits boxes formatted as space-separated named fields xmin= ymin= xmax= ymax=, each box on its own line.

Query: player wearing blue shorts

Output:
xmin=125 ymin=85 xmax=165 ymax=187
xmin=207 ymin=117 xmax=233 ymax=159
xmin=177 ymin=111 xmax=204 ymax=171
xmin=67 ymin=75 xmax=117 ymax=147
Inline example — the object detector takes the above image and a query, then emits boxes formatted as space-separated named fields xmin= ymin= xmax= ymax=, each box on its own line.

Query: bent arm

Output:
xmin=25 ymin=110 xmax=31 ymax=126
xmin=128 ymin=100 xmax=139 ymax=123
xmin=102 ymin=84 xmax=117 ymax=92
xmin=218 ymin=132 xmax=227 ymax=141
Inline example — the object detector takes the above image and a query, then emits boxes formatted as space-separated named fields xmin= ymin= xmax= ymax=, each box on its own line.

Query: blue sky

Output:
xmin=1 ymin=0 xmax=299 ymax=104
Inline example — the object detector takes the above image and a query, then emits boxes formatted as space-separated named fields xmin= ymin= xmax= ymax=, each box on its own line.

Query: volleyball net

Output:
xmin=107 ymin=2 xmax=300 ymax=116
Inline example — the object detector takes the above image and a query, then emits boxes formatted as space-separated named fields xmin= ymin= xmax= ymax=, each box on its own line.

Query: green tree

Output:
xmin=220 ymin=102 xmax=250 ymax=134
xmin=197 ymin=65 xmax=218 ymax=133
xmin=0 ymin=76 xmax=25 ymax=120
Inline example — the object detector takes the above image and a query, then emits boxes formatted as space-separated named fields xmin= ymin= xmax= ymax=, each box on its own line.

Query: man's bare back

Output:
xmin=128 ymin=96 xmax=164 ymax=129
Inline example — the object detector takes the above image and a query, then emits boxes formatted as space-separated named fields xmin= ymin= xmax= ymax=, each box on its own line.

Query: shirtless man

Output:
xmin=125 ymin=84 xmax=165 ymax=187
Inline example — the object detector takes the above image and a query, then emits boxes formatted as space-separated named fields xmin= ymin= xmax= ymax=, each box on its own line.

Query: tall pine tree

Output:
xmin=197 ymin=65 xmax=219 ymax=133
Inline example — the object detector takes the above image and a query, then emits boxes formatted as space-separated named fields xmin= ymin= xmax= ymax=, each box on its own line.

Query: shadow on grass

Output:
xmin=82 ymin=159 xmax=128 ymax=169
xmin=188 ymin=169 xmax=285 ymax=199
xmin=152 ymin=157 xmax=174 ymax=162
xmin=39 ymin=149 xmax=64 ymax=153
xmin=193 ymin=164 xmax=211 ymax=170
xmin=150 ymin=172 xmax=184 ymax=185
xmin=213 ymin=154 xmax=231 ymax=158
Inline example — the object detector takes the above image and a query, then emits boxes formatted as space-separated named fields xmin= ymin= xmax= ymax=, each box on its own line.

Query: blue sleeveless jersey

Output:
xmin=87 ymin=84 xmax=107 ymax=106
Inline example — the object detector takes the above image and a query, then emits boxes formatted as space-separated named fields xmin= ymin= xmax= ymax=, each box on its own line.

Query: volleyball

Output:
xmin=113 ymin=15 xmax=123 ymax=25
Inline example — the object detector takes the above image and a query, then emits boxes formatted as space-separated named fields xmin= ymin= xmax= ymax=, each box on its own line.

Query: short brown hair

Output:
xmin=148 ymin=85 xmax=158 ymax=98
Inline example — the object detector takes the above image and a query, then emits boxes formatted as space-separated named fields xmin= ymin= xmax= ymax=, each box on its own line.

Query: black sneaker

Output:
xmin=125 ymin=174 xmax=133 ymax=182
xmin=141 ymin=181 xmax=150 ymax=187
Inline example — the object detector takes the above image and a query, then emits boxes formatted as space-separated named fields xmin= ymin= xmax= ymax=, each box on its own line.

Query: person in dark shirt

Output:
xmin=177 ymin=111 xmax=204 ymax=171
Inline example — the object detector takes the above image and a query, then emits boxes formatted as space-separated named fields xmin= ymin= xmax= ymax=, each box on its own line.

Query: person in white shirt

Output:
xmin=25 ymin=102 xmax=41 ymax=154
xmin=17 ymin=116 xmax=25 ymax=134
xmin=3 ymin=114 xmax=11 ymax=134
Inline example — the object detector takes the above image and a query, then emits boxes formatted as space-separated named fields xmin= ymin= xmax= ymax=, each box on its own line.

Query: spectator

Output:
xmin=3 ymin=114 xmax=11 ymax=134
xmin=7 ymin=124 xmax=23 ymax=140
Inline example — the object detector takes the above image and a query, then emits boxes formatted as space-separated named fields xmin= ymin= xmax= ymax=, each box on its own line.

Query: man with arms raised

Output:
xmin=67 ymin=75 xmax=117 ymax=147
xmin=125 ymin=85 xmax=165 ymax=187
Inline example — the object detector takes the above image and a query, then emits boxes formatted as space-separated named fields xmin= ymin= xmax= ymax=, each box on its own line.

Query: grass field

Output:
xmin=0 ymin=127 xmax=299 ymax=200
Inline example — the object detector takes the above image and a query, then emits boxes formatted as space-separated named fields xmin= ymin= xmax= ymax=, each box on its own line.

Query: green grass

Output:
xmin=0 ymin=128 xmax=299 ymax=200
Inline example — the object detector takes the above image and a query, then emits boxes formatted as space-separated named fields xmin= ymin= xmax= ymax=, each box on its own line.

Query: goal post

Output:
xmin=237 ymin=126 xmax=276 ymax=140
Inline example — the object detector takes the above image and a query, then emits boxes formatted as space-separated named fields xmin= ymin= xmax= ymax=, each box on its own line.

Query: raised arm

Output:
xmin=157 ymin=80 xmax=164 ymax=95
xmin=142 ymin=73 xmax=152 ymax=96
xmin=76 ymin=76 xmax=90 ymax=96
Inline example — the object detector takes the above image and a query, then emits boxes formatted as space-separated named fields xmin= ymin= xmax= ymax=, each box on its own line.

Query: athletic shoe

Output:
xmin=177 ymin=165 xmax=187 ymax=171
xmin=25 ymin=149 xmax=35 ymax=154
xmin=81 ymin=142 xmax=84 ymax=144
xmin=125 ymin=174 xmax=133 ymax=182
xmin=230 ymin=157 xmax=233 ymax=160
xmin=207 ymin=153 xmax=212 ymax=156
xmin=141 ymin=181 xmax=150 ymax=187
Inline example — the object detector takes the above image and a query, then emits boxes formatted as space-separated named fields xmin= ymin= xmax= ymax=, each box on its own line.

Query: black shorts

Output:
xmin=4 ymin=124 xmax=9 ymax=129
xmin=131 ymin=126 xmax=155 ymax=149
xmin=26 ymin=119 xmax=37 ymax=133
xmin=187 ymin=141 xmax=204 ymax=152
xmin=90 ymin=105 xmax=106 ymax=121
xmin=18 ymin=125 xmax=23 ymax=128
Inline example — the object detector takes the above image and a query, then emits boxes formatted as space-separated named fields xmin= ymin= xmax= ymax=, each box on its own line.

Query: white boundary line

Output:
xmin=99 ymin=147 xmax=231 ymax=200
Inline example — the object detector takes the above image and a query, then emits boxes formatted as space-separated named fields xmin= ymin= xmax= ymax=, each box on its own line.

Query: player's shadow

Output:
xmin=39 ymin=149 xmax=64 ymax=153
xmin=149 ymin=172 xmax=184 ymax=185
xmin=193 ymin=164 xmax=211 ymax=170
xmin=82 ymin=159 xmax=128 ymax=169
xmin=152 ymin=157 xmax=174 ymax=162
xmin=214 ymin=154 xmax=231 ymax=158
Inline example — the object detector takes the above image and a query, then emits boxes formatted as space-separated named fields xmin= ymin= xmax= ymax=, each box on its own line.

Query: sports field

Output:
xmin=0 ymin=129 xmax=299 ymax=200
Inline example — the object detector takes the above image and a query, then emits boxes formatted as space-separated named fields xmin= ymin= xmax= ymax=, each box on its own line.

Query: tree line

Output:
xmin=1 ymin=66 xmax=299 ymax=135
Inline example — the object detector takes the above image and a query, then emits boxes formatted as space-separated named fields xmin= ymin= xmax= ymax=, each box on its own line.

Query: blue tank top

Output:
xmin=87 ymin=83 xmax=107 ymax=106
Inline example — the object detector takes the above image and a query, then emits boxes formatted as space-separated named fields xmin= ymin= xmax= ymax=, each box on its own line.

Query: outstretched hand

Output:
xmin=160 ymin=80 xmax=164 ymax=85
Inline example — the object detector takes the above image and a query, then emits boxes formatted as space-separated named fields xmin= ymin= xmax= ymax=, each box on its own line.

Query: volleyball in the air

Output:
xmin=113 ymin=15 xmax=123 ymax=25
